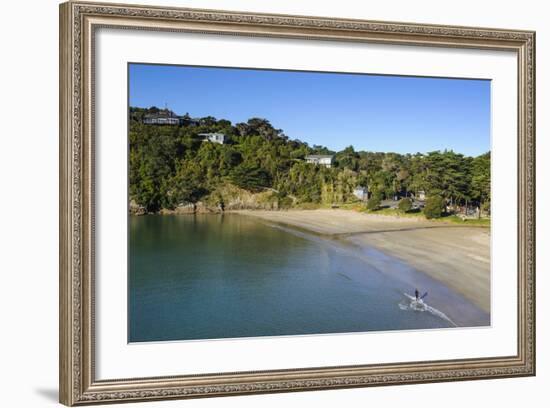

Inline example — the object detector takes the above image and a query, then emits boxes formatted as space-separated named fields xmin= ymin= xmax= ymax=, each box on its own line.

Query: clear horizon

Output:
xmin=129 ymin=63 xmax=491 ymax=157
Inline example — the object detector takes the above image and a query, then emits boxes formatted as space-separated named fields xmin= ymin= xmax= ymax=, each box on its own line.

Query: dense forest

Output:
xmin=129 ymin=107 xmax=490 ymax=216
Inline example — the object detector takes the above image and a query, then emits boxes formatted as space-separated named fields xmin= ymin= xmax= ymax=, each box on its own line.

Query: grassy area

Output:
xmin=438 ymin=214 xmax=491 ymax=226
xmin=289 ymin=202 xmax=490 ymax=227
xmin=294 ymin=202 xmax=364 ymax=211
xmin=362 ymin=207 xmax=423 ymax=218
xmin=359 ymin=206 xmax=491 ymax=227
xmin=294 ymin=202 xmax=323 ymax=210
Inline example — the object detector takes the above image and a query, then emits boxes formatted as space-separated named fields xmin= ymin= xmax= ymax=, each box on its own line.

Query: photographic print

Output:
xmin=128 ymin=64 xmax=491 ymax=343
xmin=60 ymin=4 xmax=535 ymax=404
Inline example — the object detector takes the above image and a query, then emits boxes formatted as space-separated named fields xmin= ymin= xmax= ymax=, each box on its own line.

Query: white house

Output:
xmin=198 ymin=133 xmax=225 ymax=144
xmin=305 ymin=155 xmax=333 ymax=168
xmin=353 ymin=186 xmax=368 ymax=201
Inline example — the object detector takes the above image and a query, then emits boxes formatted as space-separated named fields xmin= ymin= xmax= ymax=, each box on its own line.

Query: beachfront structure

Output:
xmin=353 ymin=186 xmax=368 ymax=202
xmin=198 ymin=133 xmax=225 ymax=144
xmin=305 ymin=154 xmax=333 ymax=168
xmin=143 ymin=111 xmax=180 ymax=125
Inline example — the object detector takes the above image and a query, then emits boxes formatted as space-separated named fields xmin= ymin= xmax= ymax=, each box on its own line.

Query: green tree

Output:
xmin=366 ymin=192 xmax=382 ymax=211
xmin=163 ymin=159 xmax=209 ymax=209
xmin=128 ymin=106 xmax=491 ymax=217
xmin=230 ymin=163 xmax=272 ymax=191
xmin=335 ymin=145 xmax=359 ymax=170
xmin=470 ymin=152 xmax=491 ymax=215
xmin=424 ymin=195 xmax=445 ymax=219
xmin=398 ymin=198 xmax=413 ymax=213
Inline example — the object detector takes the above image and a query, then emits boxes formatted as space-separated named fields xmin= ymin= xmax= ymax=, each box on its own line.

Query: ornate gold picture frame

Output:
xmin=59 ymin=1 xmax=535 ymax=405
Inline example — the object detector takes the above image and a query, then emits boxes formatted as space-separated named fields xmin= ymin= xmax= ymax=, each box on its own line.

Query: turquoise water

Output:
xmin=128 ymin=214 xmax=480 ymax=343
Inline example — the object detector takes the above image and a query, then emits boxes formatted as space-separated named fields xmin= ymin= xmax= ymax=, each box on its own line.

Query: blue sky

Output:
xmin=129 ymin=63 xmax=491 ymax=156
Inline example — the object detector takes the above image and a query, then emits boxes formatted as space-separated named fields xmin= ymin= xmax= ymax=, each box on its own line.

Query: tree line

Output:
xmin=129 ymin=107 xmax=490 ymax=215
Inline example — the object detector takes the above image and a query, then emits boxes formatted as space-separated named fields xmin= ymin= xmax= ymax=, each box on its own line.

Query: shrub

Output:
xmin=278 ymin=196 xmax=294 ymax=209
xmin=424 ymin=195 xmax=445 ymax=219
xmin=481 ymin=201 xmax=491 ymax=216
xmin=366 ymin=194 xmax=382 ymax=211
xmin=398 ymin=198 xmax=413 ymax=213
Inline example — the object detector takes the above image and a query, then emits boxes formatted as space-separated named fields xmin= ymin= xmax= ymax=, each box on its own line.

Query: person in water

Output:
xmin=415 ymin=288 xmax=419 ymax=300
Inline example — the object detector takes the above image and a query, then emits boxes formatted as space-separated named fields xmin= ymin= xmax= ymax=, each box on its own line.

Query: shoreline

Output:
xmin=133 ymin=206 xmax=490 ymax=228
xmin=236 ymin=209 xmax=490 ymax=314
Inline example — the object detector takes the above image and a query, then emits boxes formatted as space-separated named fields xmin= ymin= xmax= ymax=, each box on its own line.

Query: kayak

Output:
xmin=404 ymin=293 xmax=428 ymax=311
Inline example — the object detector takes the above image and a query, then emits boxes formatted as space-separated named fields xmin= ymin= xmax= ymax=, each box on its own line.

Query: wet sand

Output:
xmin=237 ymin=209 xmax=490 ymax=314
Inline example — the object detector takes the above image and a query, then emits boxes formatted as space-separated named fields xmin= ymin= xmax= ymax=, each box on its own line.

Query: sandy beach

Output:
xmin=237 ymin=209 xmax=490 ymax=313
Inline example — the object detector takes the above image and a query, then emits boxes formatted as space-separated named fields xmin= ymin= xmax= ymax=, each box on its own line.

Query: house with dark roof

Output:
xmin=143 ymin=110 xmax=179 ymax=125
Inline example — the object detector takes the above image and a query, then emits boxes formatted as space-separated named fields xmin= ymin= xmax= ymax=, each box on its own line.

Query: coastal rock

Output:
xmin=210 ymin=184 xmax=281 ymax=211
xmin=195 ymin=201 xmax=219 ymax=214
xmin=150 ymin=184 xmax=292 ymax=215
xmin=164 ymin=202 xmax=221 ymax=215
xmin=129 ymin=200 xmax=146 ymax=216
xmin=173 ymin=203 xmax=196 ymax=214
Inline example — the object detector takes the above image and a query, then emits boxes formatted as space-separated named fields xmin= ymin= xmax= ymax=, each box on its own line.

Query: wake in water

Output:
xmin=398 ymin=293 xmax=457 ymax=327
